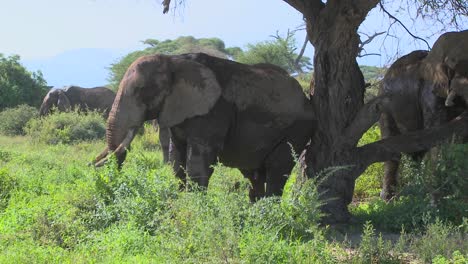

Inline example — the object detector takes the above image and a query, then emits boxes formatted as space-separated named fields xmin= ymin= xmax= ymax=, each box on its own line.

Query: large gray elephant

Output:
xmin=379 ymin=30 xmax=468 ymax=200
xmin=93 ymin=53 xmax=315 ymax=199
xmin=39 ymin=86 xmax=116 ymax=118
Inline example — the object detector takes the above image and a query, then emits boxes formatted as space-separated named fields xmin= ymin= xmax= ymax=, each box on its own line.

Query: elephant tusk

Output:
xmin=92 ymin=147 xmax=110 ymax=165
xmin=93 ymin=128 xmax=137 ymax=167
xmin=113 ymin=128 xmax=137 ymax=156
xmin=445 ymin=90 xmax=457 ymax=107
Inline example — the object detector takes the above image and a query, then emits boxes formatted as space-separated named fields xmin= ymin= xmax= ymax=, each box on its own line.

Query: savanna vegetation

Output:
xmin=1 ymin=0 xmax=467 ymax=259
xmin=0 ymin=106 xmax=466 ymax=263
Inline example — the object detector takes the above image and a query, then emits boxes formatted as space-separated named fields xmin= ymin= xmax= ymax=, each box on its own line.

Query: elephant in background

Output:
xmin=39 ymin=86 xmax=116 ymax=118
xmin=379 ymin=30 xmax=468 ymax=200
xmin=93 ymin=53 xmax=315 ymax=200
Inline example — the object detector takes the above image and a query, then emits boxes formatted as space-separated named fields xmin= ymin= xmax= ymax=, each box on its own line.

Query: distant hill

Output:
xmin=22 ymin=48 xmax=130 ymax=88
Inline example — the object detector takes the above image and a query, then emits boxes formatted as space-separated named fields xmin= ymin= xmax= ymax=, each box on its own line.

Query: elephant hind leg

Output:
xmin=379 ymin=112 xmax=401 ymax=201
xmin=264 ymin=141 xmax=296 ymax=197
xmin=169 ymin=136 xmax=187 ymax=189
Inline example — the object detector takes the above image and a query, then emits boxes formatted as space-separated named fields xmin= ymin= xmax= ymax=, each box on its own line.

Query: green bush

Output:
xmin=0 ymin=104 xmax=38 ymax=136
xmin=400 ymin=143 xmax=468 ymax=204
xmin=411 ymin=219 xmax=467 ymax=263
xmin=355 ymin=125 xmax=384 ymax=198
xmin=25 ymin=111 xmax=106 ymax=144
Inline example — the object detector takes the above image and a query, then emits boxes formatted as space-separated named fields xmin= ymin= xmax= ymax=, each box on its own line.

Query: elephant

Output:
xmin=93 ymin=53 xmax=315 ymax=199
xmin=379 ymin=30 xmax=468 ymax=200
xmin=39 ymin=86 xmax=116 ymax=118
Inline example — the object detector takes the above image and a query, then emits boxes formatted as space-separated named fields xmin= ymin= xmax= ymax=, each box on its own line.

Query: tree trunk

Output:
xmin=298 ymin=0 xmax=380 ymax=223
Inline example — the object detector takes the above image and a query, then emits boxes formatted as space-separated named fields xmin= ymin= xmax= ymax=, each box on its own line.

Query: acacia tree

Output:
xmin=162 ymin=0 xmax=468 ymax=223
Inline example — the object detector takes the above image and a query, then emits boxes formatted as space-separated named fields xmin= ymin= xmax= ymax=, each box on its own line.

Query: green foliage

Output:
xmin=234 ymin=32 xmax=312 ymax=74
xmin=411 ymin=219 xmax=467 ymax=263
xmin=351 ymin=221 xmax=399 ymax=263
xmin=0 ymin=168 xmax=16 ymax=211
xmin=0 ymin=54 xmax=48 ymax=110
xmin=0 ymin=104 xmax=38 ymax=136
xmin=108 ymin=36 xmax=236 ymax=90
xmin=0 ymin=133 xmax=466 ymax=263
xmin=360 ymin=65 xmax=385 ymax=103
xmin=295 ymin=73 xmax=313 ymax=96
xmin=25 ymin=111 xmax=106 ymax=144
xmin=355 ymin=125 xmax=384 ymax=198
xmin=400 ymin=144 xmax=468 ymax=204
xmin=432 ymin=251 xmax=467 ymax=264
xmin=360 ymin=65 xmax=385 ymax=82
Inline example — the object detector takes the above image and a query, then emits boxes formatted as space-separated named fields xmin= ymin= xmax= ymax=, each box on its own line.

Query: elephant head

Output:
xmin=422 ymin=30 xmax=468 ymax=107
xmin=39 ymin=89 xmax=72 ymax=116
xmin=94 ymin=54 xmax=222 ymax=166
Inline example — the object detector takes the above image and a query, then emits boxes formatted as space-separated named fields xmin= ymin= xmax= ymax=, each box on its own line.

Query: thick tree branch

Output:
xmin=341 ymin=94 xmax=390 ymax=148
xmin=357 ymin=111 xmax=468 ymax=167
xmin=282 ymin=0 xmax=325 ymax=23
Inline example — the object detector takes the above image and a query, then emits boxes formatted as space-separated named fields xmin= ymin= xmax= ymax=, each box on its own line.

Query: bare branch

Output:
xmin=162 ymin=0 xmax=171 ymax=14
xmin=294 ymin=33 xmax=309 ymax=71
xmin=379 ymin=2 xmax=431 ymax=50
xmin=357 ymin=31 xmax=385 ymax=57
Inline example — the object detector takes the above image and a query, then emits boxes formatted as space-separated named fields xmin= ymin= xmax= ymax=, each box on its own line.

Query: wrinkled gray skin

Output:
xmin=94 ymin=53 xmax=315 ymax=200
xmin=39 ymin=86 xmax=116 ymax=118
xmin=379 ymin=30 xmax=468 ymax=200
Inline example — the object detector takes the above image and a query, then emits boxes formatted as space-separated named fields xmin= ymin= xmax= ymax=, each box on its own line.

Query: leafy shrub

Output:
xmin=351 ymin=221 xmax=400 ymax=263
xmin=400 ymin=143 xmax=468 ymax=205
xmin=0 ymin=168 xmax=16 ymax=211
xmin=0 ymin=104 xmax=38 ymax=136
xmin=411 ymin=219 xmax=467 ymax=263
xmin=355 ymin=125 xmax=384 ymax=198
xmin=25 ymin=111 xmax=106 ymax=144
xmin=432 ymin=251 xmax=467 ymax=264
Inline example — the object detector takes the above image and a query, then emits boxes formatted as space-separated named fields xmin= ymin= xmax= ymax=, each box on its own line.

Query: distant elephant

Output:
xmin=93 ymin=53 xmax=315 ymax=199
xmin=379 ymin=30 xmax=468 ymax=200
xmin=39 ymin=86 xmax=116 ymax=118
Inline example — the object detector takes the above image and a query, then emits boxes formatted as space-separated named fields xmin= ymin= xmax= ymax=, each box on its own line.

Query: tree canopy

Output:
xmin=108 ymin=34 xmax=312 ymax=90
xmin=0 ymin=54 xmax=49 ymax=110
xmin=107 ymin=36 xmax=236 ymax=90
xmin=234 ymin=32 xmax=312 ymax=74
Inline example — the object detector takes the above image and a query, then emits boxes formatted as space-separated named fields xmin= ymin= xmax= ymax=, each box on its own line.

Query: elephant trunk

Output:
xmin=94 ymin=92 xmax=144 ymax=167
xmin=39 ymin=103 xmax=50 ymax=116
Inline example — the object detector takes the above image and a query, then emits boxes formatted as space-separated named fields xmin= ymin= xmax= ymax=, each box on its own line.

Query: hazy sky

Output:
xmin=1 ymin=0 xmax=466 ymax=86
xmin=1 ymin=0 xmax=307 ymax=59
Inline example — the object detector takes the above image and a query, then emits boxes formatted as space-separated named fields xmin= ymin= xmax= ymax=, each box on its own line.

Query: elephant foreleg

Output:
xmin=241 ymin=168 xmax=266 ymax=202
xmin=159 ymin=128 xmax=171 ymax=163
xmin=264 ymin=141 xmax=296 ymax=197
xmin=186 ymin=140 xmax=217 ymax=188
xmin=169 ymin=137 xmax=187 ymax=187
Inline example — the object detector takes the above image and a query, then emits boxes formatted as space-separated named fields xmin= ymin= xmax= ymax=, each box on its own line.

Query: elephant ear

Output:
xmin=158 ymin=58 xmax=222 ymax=128
xmin=57 ymin=91 xmax=71 ymax=111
